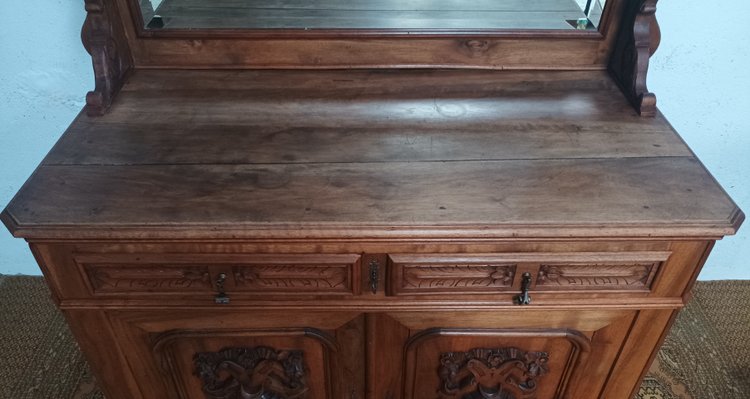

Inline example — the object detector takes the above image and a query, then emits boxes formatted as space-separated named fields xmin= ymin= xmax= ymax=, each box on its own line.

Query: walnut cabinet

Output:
xmin=2 ymin=0 xmax=743 ymax=398
xmin=22 ymin=239 xmax=727 ymax=399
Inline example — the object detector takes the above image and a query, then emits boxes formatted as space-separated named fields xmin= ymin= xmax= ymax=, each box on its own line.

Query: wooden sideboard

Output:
xmin=2 ymin=1 xmax=742 ymax=398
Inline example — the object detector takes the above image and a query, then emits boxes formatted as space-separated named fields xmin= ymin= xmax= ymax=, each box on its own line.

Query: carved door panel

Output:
xmin=106 ymin=310 xmax=365 ymax=399
xmin=367 ymin=309 xmax=639 ymax=399
xmin=404 ymin=330 xmax=585 ymax=399
xmin=156 ymin=330 xmax=331 ymax=398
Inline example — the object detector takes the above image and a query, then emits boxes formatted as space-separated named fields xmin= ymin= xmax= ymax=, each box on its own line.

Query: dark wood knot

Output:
xmin=463 ymin=40 xmax=491 ymax=52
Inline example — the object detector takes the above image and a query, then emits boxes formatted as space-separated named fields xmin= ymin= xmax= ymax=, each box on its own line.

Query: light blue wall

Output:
xmin=0 ymin=1 xmax=91 ymax=275
xmin=0 ymin=1 xmax=747 ymax=278
xmin=648 ymin=0 xmax=750 ymax=279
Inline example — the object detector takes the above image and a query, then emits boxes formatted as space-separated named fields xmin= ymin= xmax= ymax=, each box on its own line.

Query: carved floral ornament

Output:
xmin=88 ymin=266 xmax=211 ymax=292
xmin=536 ymin=264 xmax=653 ymax=288
xmin=194 ymin=346 xmax=308 ymax=399
xmin=402 ymin=264 xmax=516 ymax=289
xmin=439 ymin=347 xmax=549 ymax=399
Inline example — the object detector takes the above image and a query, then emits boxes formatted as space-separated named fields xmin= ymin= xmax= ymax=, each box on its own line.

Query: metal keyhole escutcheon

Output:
xmin=214 ymin=272 xmax=230 ymax=304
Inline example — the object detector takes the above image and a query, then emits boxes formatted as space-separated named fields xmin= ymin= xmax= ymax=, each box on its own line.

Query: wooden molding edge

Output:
xmin=728 ymin=207 xmax=746 ymax=233
xmin=57 ymin=297 xmax=687 ymax=311
xmin=609 ymin=0 xmax=660 ymax=117
xmin=0 ymin=208 xmax=21 ymax=238
xmin=81 ymin=0 xmax=133 ymax=116
xmin=7 ymin=221 xmax=739 ymax=241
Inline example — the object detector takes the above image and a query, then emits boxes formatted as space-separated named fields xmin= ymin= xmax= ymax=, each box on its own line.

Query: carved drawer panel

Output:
xmin=229 ymin=254 xmax=362 ymax=295
xmin=531 ymin=251 xmax=670 ymax=292
xmin=387 ymin=254 xmax=517 ymax=296
xmin=387 ymin=251 xmax=670 ymax=296
xmin=75 ymin=253 xmax=362 ymax=297
xmin=536 ymin=263 xmax=657 ymax=291
xmin=76 ymin=255 xmax=214 ymax=295
xmin=86 ymin=265 xmax=211 ymax=293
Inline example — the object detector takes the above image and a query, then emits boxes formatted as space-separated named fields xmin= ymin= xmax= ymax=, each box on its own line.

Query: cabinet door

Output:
xmin=404 ymin=329 xmax=587 ymax=399
xmin=104 ymin=310 xmax=366 ymax=399
xmin=367 ymin=309 xmax=653 ymax=399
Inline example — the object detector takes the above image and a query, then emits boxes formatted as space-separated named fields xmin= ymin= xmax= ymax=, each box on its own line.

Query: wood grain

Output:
xmin=599 ymin=309 xmax=677 ymax=398
xmin=4 ymin=69 xmax=741 ymax=240
xmin=47 ymin=70 xmax=689 ymax=166
xmin=5 ymin=158 xmax=738 ymax=237
xmin=113 ymin=0 xmax=631 ymax=70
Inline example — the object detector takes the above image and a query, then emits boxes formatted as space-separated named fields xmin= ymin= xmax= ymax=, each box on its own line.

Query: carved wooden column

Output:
xmin=81 ymin=0 xmax=133 ymax=116
xmin=609 ymin=0 xmax=660 ymax=117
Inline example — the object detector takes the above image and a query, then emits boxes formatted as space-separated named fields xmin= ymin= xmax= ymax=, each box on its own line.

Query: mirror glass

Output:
xmin=139 ymin=0 xmax=607 ymax=31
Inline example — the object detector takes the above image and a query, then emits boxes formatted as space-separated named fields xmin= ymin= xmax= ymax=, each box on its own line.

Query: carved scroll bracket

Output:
xmin=609 ymin=0 xmax=660 ymax=117
xmin=81 ymin=0 xmax=133 ymax=116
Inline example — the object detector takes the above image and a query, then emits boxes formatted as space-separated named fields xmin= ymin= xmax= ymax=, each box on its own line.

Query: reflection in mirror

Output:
xmin=138 ymin=0 xmax=608 ymax=31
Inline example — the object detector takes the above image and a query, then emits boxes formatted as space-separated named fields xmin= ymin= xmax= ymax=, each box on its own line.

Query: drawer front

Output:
xmin=229 ymin=254 xmax=362 ymax=295
xmin=535 ymin=262 xmax=659 ymax=291
xmin=75 ymin=253 xmax=362 ymax=297
xmin=387 ymin=254 xmax=517 ymax=296
xmin=82 ymin=262 xmax=213 ymax=294
xmin=387 ymin=251 xmax=670 ymax=296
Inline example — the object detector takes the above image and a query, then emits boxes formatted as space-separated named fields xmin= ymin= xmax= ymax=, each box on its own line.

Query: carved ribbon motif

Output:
xmin=194 ymin=346 xmax=308 ymax=399
xmin=439 ymin=347 xmax=549 ymax=399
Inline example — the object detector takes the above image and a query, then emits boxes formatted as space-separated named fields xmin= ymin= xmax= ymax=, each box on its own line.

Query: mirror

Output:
xmin=138 ymin=0 xmax=607 ymax=31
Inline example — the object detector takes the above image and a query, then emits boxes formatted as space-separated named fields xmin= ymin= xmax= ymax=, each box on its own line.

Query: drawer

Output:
xmin=386 ymin=251 xmax=671 ymax=296
xmin=535 ymin=258 xmax=662 ymax=292
xmin=386 ymin=254 xmax=517 ymax=296
xmin=75 ymin=253 xmax=362 ymax=297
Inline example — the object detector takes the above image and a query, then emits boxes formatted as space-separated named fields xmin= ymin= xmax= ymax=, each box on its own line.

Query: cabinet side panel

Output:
xmin=565 ymin=312 xmax=636 ymax=399
xmin=599 ymin=309 xmax=677 ymax=398
xmin=649 ymin=241 xmax=714 ymax=298
xmin=62 ymin=310 xmax=145 ymax=399
xmin=29 ymin=244 xmax=82 ymax=301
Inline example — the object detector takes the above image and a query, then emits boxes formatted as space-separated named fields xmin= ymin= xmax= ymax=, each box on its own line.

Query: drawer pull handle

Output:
xmin=515 ymin=272 xmax=532 ymax=305
xmin=214 ymin=273 xmax=230 ymax=305
xmin=369 ymin=259 xmax=379 ymax=294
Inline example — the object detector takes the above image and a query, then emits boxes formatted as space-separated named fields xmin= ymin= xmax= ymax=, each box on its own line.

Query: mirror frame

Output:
xmin=102 ymin=0 xmax=637 ymax=71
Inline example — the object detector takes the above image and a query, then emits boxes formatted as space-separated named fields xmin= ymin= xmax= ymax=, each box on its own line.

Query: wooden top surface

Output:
xmin=2 ymin=69 xmax=743 ymax=240
xmin=150 ymin=0 xmax=588 ymax=30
